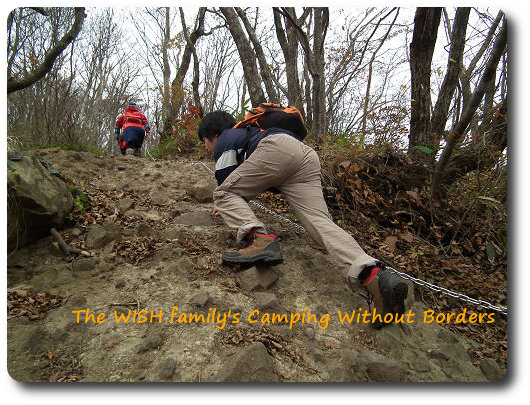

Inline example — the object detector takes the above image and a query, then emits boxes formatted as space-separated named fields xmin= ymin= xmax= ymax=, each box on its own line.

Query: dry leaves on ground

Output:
xmin=7 ymin=288 xmax=67 ymax=320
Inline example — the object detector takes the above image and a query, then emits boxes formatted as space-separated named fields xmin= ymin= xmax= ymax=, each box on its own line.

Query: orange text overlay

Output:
xmin=71 ymin=307 xmax=495 ymax=330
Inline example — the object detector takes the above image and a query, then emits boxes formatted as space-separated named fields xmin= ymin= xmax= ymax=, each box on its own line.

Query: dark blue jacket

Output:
xmin=213 ymin=127 xmax=300 ymax=185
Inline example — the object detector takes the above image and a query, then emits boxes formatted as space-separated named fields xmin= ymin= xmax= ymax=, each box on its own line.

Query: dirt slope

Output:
xmin=6 ymin=148 xmax=504 ymax=382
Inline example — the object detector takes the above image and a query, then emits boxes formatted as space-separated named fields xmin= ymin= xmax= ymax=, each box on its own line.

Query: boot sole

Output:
xmin=222 ymin=240 xmax=283 ymax=267
xmin=222 ymin=252 xmax=283 ymax=267
xmin=378 ymin=271 xmax=408 ymax=314
xmin=372 ymin=271 xmax=407 ymax=329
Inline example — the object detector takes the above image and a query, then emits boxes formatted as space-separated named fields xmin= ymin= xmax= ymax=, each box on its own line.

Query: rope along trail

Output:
xmin=193 ymin=160 xmax=507 ymax=316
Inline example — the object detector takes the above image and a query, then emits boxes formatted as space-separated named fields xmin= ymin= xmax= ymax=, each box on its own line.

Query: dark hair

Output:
xmin=197 ymin=110 xmax=236 ymax=141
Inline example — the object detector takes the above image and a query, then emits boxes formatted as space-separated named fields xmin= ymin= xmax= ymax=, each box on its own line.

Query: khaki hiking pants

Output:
xmin=213 ymin=133 xmax=378 ymax=283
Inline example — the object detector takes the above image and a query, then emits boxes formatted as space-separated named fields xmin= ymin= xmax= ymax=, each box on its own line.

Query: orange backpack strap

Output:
xmin=233 ymin=103 xmax=304 ymax=129
xmin=233 ymin=105 xmax=265 ymax=129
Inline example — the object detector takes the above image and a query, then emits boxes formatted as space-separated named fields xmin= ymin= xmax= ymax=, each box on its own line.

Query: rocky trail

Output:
xmin=7 ymin=148 xmax=505 ymax=382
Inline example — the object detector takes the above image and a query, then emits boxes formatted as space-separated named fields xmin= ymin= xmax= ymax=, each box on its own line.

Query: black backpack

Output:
xmin=233 ymin=103 xmax=307 ymax=141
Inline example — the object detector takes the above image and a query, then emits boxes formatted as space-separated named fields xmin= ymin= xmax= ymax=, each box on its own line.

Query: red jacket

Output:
xmin=115 ymin=106 xmax=149 ymax=132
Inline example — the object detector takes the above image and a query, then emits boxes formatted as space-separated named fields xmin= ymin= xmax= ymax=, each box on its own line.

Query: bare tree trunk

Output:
xmin=278 ymin=7 xmax=329 ymax=139
xmin=430 ymin=8 xmax=470 ymax=154
xmin=459 ymin=11 xmax=503 ymax=111
xmin=304 ymin=64 xmax=313 ymax=128
xmin=408 ymin=7 xmax=441 ymax=160
xmin=311 ymin=8 xmax=328 ymax=140
xmin=179 ymin=8 xmax=203 ymax=115
xmin=235 ymin=7 xmax=279 ymax=103
xmin=360 ymin=59 xmax=374 ymax=140
xmin=431 ymin=19 xmax=507 ymax=196
xmin=273 ymin=7 xmax=305 ymax=114
xmin=220 ymin=7 xmax=266 ymax=106
xmin=161 ymin=7 xmax=171 ymax=128
xmin=7 ymin=7 xmax=86 ymax=94
xmin=161 ymin=8 xmax=206 ymax=141
xmin=443 ymin=100 xmax=506 ymax=186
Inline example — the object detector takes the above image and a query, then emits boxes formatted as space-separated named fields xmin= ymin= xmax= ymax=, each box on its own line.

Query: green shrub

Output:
xmin=69 ymin=186 xmax=88 ymax=217
xmin=151 ymin=103 xmax=207 ymax=159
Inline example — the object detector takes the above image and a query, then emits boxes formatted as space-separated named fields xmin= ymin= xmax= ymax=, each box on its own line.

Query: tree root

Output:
xmin=50 ymin=227 xmax=91 ymax=257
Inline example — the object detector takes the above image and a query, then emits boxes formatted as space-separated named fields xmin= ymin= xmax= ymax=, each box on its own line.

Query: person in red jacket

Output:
xmin=115 ymin=102 xmax=150 ymax=156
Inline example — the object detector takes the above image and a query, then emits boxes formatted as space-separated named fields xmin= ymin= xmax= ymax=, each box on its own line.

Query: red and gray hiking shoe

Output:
xmin=359 ymin=262 xmax=408 ymax=328
xmin=222 ymin=231 xmax=283 ymax=267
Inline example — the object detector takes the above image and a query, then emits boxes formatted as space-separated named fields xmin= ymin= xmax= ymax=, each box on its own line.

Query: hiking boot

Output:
xmin=222 ymin=231 xmax=283 ymax=267
xmin=359 ymin=262 xmax=408 ymax=328
xmin=133 ymin=148 xmax=141 ymax=157
xmin=126 ymin=148 xmax=135 ymax=155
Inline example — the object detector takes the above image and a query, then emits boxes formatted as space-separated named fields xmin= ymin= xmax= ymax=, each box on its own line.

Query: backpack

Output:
xmin=233 ymin=103 xmax=307 ymax=141
xmin=124 ymin=111 xmax=144 ymax=126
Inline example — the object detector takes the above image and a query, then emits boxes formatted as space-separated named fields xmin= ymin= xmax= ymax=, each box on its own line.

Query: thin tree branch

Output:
xmin=7 ymin=7 xmax=86 ymax=94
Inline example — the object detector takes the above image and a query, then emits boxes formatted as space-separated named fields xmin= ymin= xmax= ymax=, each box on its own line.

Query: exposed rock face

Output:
xmin=237 ymin=266 xmax=279 ymax=291
xmin=85 ymin=222 xmax=121 ymax=249
xmin=214 ymin=342 xmax=278 ymax=382
xmin=117 ymin=197 xmax=135 ymax=213
xmin=187 ymin=179 xmax=215 ymax=203
xmin=7 ymin=154 xmax=73 ymax=251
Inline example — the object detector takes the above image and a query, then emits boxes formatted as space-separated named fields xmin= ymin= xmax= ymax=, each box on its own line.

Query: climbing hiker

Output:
xmin=197 ymin=107 xmax=408 ymax=328
xmin=115 ymin=102 xmax=150 ymax=157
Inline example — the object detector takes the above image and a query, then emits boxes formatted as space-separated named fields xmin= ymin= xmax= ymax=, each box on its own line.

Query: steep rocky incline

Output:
xmin=7 ymin=148 xmax=505 ymax=382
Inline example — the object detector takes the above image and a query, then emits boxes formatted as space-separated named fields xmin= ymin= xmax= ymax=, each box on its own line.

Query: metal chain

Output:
xmin=194 ymin=160 xmax=508 ymax=316
xmin=195 ymin=161 xmax=214 ymax=175
xmin=386 ymin=266 xmax=508 ymax=315
xmin=248 ymin=200 xmax=308 ymax=233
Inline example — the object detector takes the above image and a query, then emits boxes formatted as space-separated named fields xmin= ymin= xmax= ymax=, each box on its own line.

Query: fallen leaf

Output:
xmin=48 ymin=371 xmax=60 ymax=382
xmin=338 ymin=160 xmax=351 ymax=169
xmin=104 ymin=339 xmax=120 ymax=350
xmin=323 ymin=340 xmax=342 ymax=350
xmin=405 ymin=190 xmax=423 ymax=207
xmin=400 ymin=231 xmax=414 ymax=243
xmin=384 ymin=235 xmax=399 ymax=253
